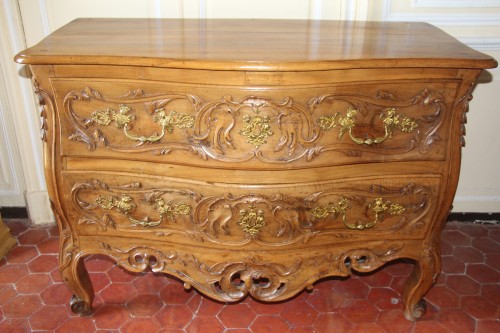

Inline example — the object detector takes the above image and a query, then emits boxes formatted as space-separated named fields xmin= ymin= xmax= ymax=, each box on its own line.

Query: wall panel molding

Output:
xmin=0 ymin=0 xmax=54 ymax=223
xmin=413 ymin=0 xmax=500 ymax=7
xmin=381 ymin=0 xmax=500 ymax=51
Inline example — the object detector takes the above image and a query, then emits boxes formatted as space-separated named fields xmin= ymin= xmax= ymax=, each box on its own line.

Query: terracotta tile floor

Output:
xmin=0 ymin=219 xmax=498 ymax=333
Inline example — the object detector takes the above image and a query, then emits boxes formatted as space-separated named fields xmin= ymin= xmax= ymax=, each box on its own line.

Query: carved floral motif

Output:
xmin=64 ymin=86 xmax=445 ymax=163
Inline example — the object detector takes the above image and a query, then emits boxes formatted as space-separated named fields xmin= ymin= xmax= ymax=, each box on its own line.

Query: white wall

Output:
xmin=371 ymin=0 xmax=500 ymax=212
xmin=1 ymin=0 xmax=498 ymax=224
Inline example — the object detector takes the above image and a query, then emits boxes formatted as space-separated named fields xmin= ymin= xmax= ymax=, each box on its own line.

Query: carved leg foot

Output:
xmin=402 ymin=240 xmax=441 ymax=321
xmin=70 ymin=295 xmax=92 ymax=316
xmin=60 ymin=254 xmax=94 ymax=315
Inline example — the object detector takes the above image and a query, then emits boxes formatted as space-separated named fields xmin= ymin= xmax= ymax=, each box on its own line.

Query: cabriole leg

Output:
xmin=60 ymin=253 xmax=94 ymax=316
xmin=402 ymin=239 xmax=441 ymax=321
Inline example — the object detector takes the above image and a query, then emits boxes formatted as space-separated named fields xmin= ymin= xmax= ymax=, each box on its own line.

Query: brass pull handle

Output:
xmin=129 ymin=199 xmax=191 ymax=228
xmin=96 ymin=195 xmax=191 ymax=228
xmin=123 ymin=124 xmax=166 ymax=143
xmin=91 ymin=105 xmax=194 ymax=144
xmin=318 ymin=108 xmax=418 ymax=145
xmin=311 ymin=197 xmax=405 ymax=230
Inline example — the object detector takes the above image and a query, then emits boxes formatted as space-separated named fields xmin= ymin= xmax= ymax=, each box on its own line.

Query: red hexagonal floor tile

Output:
xmin=367 ymin=287 xmax=402 ymax=310
xmin=313 ymin=313 xmax=353 ymax=332
xmin=425 ymin=285 xmax=460 ymax=309
xmin=376 ymin=309 xmax=414 ymax=333
xmin=349 ymin=322 xmax=386 ymax=333
xmin=5 ymin=220 xmax=28 ymax=236
xmin=340 ymin=299 xmax=379 ymax=324
xmin=85 ymin=255 xmax=115 ymax=272
xmin=133 ymin=272 xmax=170 ymax=293
xmin=159 ymin=282 xmax=195 ymax=304
xmin=440 ymin=238 xmax=454 ymax=255
xmin=244 ymin=298 xmax=287 ymax=315
xmin=442 ymin=230 xmax=472 ymax=246
xmin=17 ymin=228 xmax=49 ymax=245
xmin=466 ymin=263 xmax=500 ymax=283
xmin=359 ymin=269 xmax=393 ymax=287
xmin=99 ymin=282 xmax=138 ymax=304
xmin=36 ymin=237 xmax=59 ymax=254
xmin=2 ymin=294 xmax=42 ymax=318
xmin=40 ymin=282 xmax=72 ymax=305
xmin=0 ymin=284 xmax=18 ymax=306
xmin=50 ymin=266 xmax=64 ymax=282
xmin=383 ymin=260 xmax=414 ymax=277
xmin=441 ymin=255 xmax=466 ymax=274
xmin=0 ymin=263 xmax=29 ymax=284
xmin=280 ymin=301 xmax=317 ymax=327
xmin=476 ymin=319 xmax=500 ymax=333
xmin=458 ymin=224 xmax=489 ymax=237
xmin=485 ymin=253 xmax=500 ymax=271
xmin=54 ymin=316 xmax=96 ymax=333
xmin=89 ymin=272 xmax=111 ymax=292
xmin=447 ymin=275 xmax=481 ymax=295
xmin=0 ymin=318 xmax=31 ymax=333
xmin=194 ymin=296 xmax=226 ymax=316
xmin=29 ymin=304 xmax=68 ymax=330
xmin=126 ymin=293 xmax=164 ymax=316
xmin=438 ymin=308 xmax=476 ymax=333
xmin=333 ymin=277 xmax=370 ymax=299
xmin=481 ymin=283 xmax=500 ymax=304
xmin=107 ymin=264 xmax=139 ymax=283
xmin=5 ymin=245 xmax=38 ymax=264
xmin=15 ymin=273 xmax=52 ymax=294
xmin=308 ymin=291 xmax=345 ymax=313
xmin=461 ymin=295 xmax=498 ymax=319
xmin=218 ymin=303 xmax=256 ymax=328
xmin=155 ymin=304 xmax=193 ymax=329
xmin=27 ymin=254 xmax=58 ymax=273
xmin=472 ymin=237 xmax=499 ymax=254
xmin=121 ymin=317 xmax=162 ymax=333
xmin=412 ymin=321 xmax=451 ymax=333
xmin=94 ymin=304 xmax=131 ymax=329
xmin=186 ymin=315 xmax=225 ymax=333
xmin=453 ymin=246 xmax=484 ymax=263
xmin=250 ymin=315 xmax=290 ymax=333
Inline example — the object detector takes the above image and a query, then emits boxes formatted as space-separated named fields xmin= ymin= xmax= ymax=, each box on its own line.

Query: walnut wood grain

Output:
xmin=15 ymin=19 xmax=496 ymax=70
xmin=15 ymin=19 xmax=497 ymax=321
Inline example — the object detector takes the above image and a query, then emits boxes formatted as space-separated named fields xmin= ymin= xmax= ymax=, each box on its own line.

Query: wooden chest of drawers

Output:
xmin=15 ymin=19 xmax=496 ymax=321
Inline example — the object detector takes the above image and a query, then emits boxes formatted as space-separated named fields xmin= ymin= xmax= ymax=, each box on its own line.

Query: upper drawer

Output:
xmin=54 ymin=78 xmax=457 ymax=169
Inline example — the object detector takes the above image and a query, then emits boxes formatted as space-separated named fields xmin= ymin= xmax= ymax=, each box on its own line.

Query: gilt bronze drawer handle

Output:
xmin=128 ymin=198 xmax=191 ymax=228
xmin=318 ymin=108 xmax=418 ymax=145
xmin=311 ymin=197 xmax=405 ymax=230
xmin=95 ymin=195 xmax=191 ymax=228
xmin=91 ymin=104 xmax=194 ymax=143
xmin=95 ymin=194 xmax=136 ymax=215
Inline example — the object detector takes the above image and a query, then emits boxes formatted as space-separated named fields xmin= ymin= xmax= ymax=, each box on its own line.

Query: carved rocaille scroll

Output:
xmin=97 ymin=241 xmax=403 ymax=302
xmin=71 ymin=179 xmax=433 ymax=245
xmin=64 ymin=87 xmax=445 ymax=163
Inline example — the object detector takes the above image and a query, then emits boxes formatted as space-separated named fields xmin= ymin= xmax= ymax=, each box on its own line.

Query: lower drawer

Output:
xmin=62 ymin=171 xmax=441 ymax=247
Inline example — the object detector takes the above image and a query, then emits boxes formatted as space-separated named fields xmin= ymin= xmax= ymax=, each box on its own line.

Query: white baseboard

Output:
xmin=452 ymin=195 xmax=500 ymax=213
xmin=25 ymin=190 xmax=55 ymax=225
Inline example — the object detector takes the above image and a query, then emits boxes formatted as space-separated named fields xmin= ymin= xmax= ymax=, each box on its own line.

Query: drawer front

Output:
xmin=62 ymin=171 xmax=441 ymax=248
xmin=54 ymin=78 xmax=456 ymax=169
